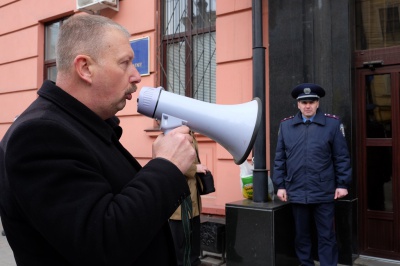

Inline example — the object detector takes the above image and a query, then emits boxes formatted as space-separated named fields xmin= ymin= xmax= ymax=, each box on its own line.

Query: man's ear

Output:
xmin=74 ymin=55 xmax=93 ymax=84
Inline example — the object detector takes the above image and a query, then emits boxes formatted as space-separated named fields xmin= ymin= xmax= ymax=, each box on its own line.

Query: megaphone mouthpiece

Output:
xmin=136 ymin=86 xmax=163 ymax=118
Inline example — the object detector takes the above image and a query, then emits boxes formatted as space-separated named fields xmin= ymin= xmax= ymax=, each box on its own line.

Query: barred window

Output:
xmin=159 ymin=0 xmax=216 ymax=103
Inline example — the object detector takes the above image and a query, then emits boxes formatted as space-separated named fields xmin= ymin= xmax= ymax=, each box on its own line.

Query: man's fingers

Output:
xmin=169 ymin=125 xmax=190 ymax=134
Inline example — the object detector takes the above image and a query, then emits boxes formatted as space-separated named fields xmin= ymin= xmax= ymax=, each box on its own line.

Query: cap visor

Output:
xmin=297 ymin=95 xmax=320 ymax=101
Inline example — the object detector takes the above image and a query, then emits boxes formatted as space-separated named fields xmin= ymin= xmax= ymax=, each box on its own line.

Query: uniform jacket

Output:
xmin=0 ymin=80 xmax=190 ymax=266
xmin=273 ymin=109 xmax=352 ymax=204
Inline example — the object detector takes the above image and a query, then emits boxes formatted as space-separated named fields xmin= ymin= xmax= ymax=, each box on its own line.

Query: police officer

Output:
xmin=273 ymin=83 xmax=352 ymax=266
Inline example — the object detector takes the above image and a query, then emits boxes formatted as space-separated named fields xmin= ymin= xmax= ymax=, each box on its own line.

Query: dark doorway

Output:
xmin=356 ymin=64 xmax=400 ymax=260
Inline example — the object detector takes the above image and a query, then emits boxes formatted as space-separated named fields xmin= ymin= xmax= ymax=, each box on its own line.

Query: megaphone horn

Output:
xmin=137 ymin=87 xmax=262 ymax=165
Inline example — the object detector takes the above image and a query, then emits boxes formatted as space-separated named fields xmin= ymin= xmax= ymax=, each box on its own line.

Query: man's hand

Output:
xmin=196 ymin=164 xmax=209 ymax=174
xmin=334 ymin=188 xmax=348 ymax=199
xmin=152 ymin=126 xmax=196 ymax=174
xmin=277 ymin=189 xmax=287 ymax=202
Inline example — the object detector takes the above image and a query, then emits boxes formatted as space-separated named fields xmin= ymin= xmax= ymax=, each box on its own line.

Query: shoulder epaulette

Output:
xmin=324 ymin=113 xmax=340 ymax=119
xmin=281 ymin=115 xmax=294 ymax=122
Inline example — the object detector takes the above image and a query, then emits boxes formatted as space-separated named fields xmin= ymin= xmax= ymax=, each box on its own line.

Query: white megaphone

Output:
xmin=137 ymin=87 xmax=262 ymax=165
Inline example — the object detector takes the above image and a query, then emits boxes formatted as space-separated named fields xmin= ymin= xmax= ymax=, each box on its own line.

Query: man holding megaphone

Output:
xmin=0 ymin=14 xmax=196 ymax=266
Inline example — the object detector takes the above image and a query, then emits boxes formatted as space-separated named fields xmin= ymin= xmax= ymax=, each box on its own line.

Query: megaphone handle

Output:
xmin=160 ymin=113 xmax=188 ymax=135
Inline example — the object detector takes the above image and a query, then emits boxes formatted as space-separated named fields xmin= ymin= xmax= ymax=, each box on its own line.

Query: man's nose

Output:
xmin=130 ymin=65 xmax=142 ymax=84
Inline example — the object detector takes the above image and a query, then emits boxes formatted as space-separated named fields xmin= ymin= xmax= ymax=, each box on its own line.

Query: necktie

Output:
xmin=305 ymin=120 xmax=311 ymax=125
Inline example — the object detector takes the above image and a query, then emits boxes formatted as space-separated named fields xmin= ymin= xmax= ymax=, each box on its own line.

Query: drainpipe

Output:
xmin=252 ymin=0 xmax=268 ymax=202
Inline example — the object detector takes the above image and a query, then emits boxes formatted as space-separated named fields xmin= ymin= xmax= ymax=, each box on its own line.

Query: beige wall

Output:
xmin=0 ymin=0 xmax=270 ymax=215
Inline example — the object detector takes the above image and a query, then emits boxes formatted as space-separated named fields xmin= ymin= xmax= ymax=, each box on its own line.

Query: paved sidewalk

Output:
xmin=0 ymin=221 xmax=16 ymax=266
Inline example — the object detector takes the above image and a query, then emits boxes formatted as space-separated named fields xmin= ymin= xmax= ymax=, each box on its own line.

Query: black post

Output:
xmin=252 ymin=0 xmax=268 ymax=202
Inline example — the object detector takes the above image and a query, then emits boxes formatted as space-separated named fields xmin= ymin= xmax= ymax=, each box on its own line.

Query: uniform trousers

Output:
xmin=291 ymin=203 xmax=338 ymax=266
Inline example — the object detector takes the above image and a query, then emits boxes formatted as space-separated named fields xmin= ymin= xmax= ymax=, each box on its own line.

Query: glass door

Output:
xmin=357 ymin=67 xmax=400 ymax=260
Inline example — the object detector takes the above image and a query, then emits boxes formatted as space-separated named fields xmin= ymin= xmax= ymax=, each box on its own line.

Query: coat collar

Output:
xmin=292 ymin=109 xmax=326 ymax=126
xmin=38 ymin=80 xmax=118 ymax=144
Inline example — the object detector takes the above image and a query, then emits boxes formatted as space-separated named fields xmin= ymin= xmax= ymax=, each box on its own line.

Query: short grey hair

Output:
xmin=56 ymin=14 xmax=130 ymax=72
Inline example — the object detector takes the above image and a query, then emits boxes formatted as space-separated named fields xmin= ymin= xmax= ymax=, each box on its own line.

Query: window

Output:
xmin=356 ymin=0 xmax=400 ymax=50
xmin=159 ymin=0 xmax=216 ymax=103
xmin=44 ymin=18 xmax=68 ymax=81
xmin=379 ymin=6 xmax=400 ymax=44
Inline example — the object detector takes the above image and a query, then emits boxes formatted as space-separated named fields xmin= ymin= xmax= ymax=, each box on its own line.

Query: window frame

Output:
xmin=44 ymin=18 xmax=69 ymax=81
xmin=159 ymin=0 xmax=216 ymax=102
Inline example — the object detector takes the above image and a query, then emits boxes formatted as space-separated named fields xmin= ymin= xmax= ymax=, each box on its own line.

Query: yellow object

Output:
xmin=241 ymin=175 xmax=253 ymax=199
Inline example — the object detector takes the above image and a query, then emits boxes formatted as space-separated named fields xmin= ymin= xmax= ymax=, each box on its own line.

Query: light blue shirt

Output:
xmin=302 ymin=115 xmax=315 ymax=123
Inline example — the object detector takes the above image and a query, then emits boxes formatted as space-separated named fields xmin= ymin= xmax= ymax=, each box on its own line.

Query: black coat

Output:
xmin=0 ymin=80 xmax=190 ymax=265
xmin=273 ymin=109 xmax=352 ymax=204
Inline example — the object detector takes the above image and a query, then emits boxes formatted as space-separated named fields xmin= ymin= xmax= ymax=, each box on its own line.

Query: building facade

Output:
xmin=0 ymin=0 xmax=399 ymax=263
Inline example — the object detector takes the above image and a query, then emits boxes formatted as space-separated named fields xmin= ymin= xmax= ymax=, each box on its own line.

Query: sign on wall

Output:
xmin=130 ymin=36 xmax=150 ymax=76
